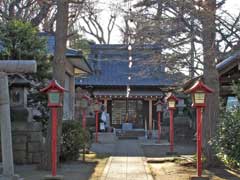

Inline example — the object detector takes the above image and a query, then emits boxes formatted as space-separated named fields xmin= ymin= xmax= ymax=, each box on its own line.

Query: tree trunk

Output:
xmin=39 ymin=0 xmax=69 ymax=170
xmin=201 ymin=0 xmax=220 ymax=167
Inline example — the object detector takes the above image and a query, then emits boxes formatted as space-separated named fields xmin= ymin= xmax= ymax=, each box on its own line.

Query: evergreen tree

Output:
xmin=0 ymin=20 xmax=51 ymax=81
xmin=0 ymin=19 xmax=51 ymax=141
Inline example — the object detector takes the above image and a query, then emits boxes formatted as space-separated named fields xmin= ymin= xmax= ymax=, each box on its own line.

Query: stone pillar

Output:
xmin=148 ymin=99 xmax=153 ymax=137
xmin=0 ymin=73 xmax=14 ymax=176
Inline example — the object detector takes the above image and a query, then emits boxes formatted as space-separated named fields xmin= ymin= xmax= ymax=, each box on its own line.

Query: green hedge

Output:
xmin=60 ymin=121 xmax=91 ymax=162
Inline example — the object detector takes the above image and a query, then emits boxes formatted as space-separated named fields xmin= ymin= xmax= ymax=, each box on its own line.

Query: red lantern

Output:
xmin=185 ymin=80 xmax=213 ymax=178
xmin=185 ymin=80 xmax=214 ymax=107
xmin=155 ymin=100 xmax=164 ymax=112
xmin=92 ymin=100 xmax=101 ymax=143
xmin=79 ymin=95 xmax=90 ymax=109
xmin=166 ymin=94 xmax=178 ymax=110
xmin=40 ymin=80 xmax=65 ymax=107
xmin=40 ymin=80 xmax=65 ymax=177
xmin=92 ymin=100 xmax=101 ymax=112
xmin=166 ymin=93 xmax=178 ymax=154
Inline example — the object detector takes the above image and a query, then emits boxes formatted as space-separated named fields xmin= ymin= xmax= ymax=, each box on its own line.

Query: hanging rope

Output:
xmin=126 ymin=0 xmax=133 ymax=98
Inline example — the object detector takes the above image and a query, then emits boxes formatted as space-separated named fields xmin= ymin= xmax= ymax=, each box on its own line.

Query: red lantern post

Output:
xmin=185 ymin=80 xmax=213 ymax=179
xmin=166 ymin=94 xmax=178 ymax=155
xmin=40 ymin=80 xmax=65 ymax=177
xmin=155 ymin=100 xmax=164 ymax=143
xmin=93 ymin=100 xmax=101 ymax=143
xmin=79 ymin=95 xmax=90 ymax=129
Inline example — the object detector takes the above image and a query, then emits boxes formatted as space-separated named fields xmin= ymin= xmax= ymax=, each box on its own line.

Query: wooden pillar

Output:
xmin=148 ymin=99 xmax=153 ymax=135
xmin=104 ymin=99 xmax=108 ymax=112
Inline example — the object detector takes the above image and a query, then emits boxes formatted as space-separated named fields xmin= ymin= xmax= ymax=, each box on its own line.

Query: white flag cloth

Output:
xmin=101 ymin=112 xmax=107 ymax=122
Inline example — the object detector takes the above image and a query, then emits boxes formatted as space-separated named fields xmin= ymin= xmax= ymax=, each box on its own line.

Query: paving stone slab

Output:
xmin=100 ymin=140 xmax=153 ymax=180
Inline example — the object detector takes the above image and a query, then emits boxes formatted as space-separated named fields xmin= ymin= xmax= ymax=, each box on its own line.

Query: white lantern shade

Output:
xmin=93 ymin=103 xmax=101 ymax=112
xmin=156 ymin=104 xmax=163 ymax=112
xmin=168 ymin=100 xmax=176 ymax=108
xmin=194 ymin=91 xmax=205 ymax=104
xmin=79 ymin=98 xmax=89 ymax=109
xmin=48 ymin=92 xmax=60 ymax=104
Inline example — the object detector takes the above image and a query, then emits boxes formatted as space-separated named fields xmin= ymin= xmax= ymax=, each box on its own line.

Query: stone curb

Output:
xmin=43 ymin=175 xmax=64 ymax=180
xmin=100 ymin=156 xmax=112 ymax=180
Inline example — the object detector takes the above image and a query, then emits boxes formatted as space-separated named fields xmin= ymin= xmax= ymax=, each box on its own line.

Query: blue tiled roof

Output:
xmin=39 ymin=32 xmax=55 ymax=55
xmin=75 ymin=44 xmax=179 ymax=87
xmin=216 ymin=51 xmax=240 ymax=71
xmin=39 ymin=32 xmax=83 ymax=57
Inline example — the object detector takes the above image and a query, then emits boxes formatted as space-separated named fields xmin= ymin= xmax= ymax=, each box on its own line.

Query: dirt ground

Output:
xmin=15 ymin=153 xmax=109 ymax=180
xmin=147 ymin=156 xmax=240 ymax=180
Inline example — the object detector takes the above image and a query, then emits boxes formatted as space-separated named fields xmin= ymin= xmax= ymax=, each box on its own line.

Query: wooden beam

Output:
xmin=220 ymin=85 xmax=234 ymax=96
xmin=220 ymin=73 xmax=240 ymax=83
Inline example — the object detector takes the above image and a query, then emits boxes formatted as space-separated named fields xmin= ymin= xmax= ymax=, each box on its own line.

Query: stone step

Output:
xmin=118 ymin=136 xmax=138 ymax=140
xmin=117 ymin=130 xmax=145 ymax=140
xmin=117 ymin=130 xmax=145 ymax=137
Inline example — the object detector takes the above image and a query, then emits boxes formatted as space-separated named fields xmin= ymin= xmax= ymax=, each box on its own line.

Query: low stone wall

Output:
xmin=0 ymin=121 xmax=44 ymax=164
xmin=92 ymin=132 xmax=117 ymax=143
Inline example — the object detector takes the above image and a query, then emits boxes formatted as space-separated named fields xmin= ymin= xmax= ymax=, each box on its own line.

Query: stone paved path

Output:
xmin=100 ymin=140 xmax=153 ymax=180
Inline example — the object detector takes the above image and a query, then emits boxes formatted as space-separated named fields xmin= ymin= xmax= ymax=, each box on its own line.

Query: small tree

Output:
xmin=61 ymin=121 xmax=91 ymax=162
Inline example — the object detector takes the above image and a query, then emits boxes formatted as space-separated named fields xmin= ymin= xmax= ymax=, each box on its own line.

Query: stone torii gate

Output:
xmin=0 ymin=60 xmax=37 ymax=180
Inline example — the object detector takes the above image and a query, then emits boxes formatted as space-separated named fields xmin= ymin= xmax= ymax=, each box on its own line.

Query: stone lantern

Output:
xmin=9 ymin=74 xmax=33 ymax=123
xmin=9 ymin=74 xmax=31 ymax=108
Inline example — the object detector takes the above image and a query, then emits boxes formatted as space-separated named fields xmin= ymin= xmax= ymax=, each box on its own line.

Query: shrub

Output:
xmin=60 ymin=121 xmax=91 ymax=162
xmin=213 ymin=107 xmax=240 ymax=168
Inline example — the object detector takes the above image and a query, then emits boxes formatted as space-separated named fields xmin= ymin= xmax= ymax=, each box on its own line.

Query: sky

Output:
xmin=83 ymin=0 xmax=240 ymax=44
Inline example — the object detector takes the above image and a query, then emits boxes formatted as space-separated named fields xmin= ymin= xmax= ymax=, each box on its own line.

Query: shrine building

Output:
xmin=75 ymin=44 xmax=185 ymax=132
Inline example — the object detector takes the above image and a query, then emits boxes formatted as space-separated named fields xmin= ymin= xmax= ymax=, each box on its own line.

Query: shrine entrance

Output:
xmin=111 ymin=99 xmax=145 ymax=129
